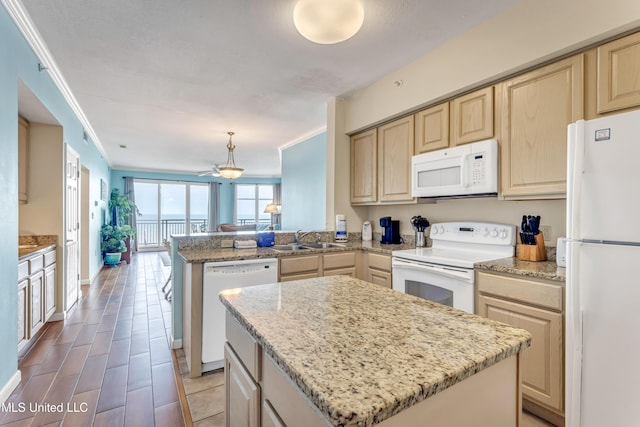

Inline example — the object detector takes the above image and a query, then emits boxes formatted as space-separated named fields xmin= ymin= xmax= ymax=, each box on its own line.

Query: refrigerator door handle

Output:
xmin=567 ymin=121 xmax=585 ymax=240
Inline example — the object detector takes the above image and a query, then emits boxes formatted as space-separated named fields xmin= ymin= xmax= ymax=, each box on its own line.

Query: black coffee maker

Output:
xmin=380 ymin=216 xmax=401 ymax=244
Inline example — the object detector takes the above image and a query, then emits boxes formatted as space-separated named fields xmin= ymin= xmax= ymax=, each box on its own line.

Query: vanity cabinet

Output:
xmin=450 ymin=86 xmax=495 ymax=146
xmin=361 ymin=252 xmax=392 ymax=288
xmin=350 ymin=116 xmax=415 ymax=205
xmin=499 ymin=54 xmax=584 ymax=199
xmin=476 ymin=270 xmax=565 ymax=426
xmin=18 ymin=246 xmax=57 ymax=352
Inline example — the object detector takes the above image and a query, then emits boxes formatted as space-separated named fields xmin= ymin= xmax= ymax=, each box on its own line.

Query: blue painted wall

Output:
xmin=0 ymin=5 xmax=110 ymax=393
xmin=281 ymin=132 xmax=327 ymax=231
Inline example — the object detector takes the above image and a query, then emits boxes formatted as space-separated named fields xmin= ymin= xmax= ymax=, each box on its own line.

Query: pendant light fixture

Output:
xmin=218 ymin=132 xmax=244 ymax=179
xmin=293 ymin=0 xmax=364 ymax=45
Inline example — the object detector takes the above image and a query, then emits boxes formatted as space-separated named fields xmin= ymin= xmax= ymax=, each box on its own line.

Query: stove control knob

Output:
xmin=432 ymin=227 xmax=439 ymax=235
xmin=482 ymin=228 xmax=489 ymax=237
xmin=499 ymin=229 xmax=508 ymax=239
xmin=439 ymin=226 xmax=445 ymax=234
xmin=490 ymin=229 xmax=498 ymax=238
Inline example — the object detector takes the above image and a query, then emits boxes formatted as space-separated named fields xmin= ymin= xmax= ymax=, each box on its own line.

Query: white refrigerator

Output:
xmin=566 ymin=109 xmax=640 ymax=427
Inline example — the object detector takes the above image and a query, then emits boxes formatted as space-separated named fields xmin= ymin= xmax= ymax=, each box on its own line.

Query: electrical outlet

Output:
xmin=540 ymin=225 xmax=552 ymax=241
xmin=221 ymin=239 xmax=234 ymax=248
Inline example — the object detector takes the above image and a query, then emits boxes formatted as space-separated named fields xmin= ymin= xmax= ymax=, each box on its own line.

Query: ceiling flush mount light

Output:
xmin=293 ymin=0 xmax=364 ymax=44
xmin=218 ymin=131 xmax=244 ymax=179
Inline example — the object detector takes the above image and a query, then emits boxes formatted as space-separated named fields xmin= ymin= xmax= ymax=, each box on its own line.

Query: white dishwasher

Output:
xmin=202 ymin=258 xmax=278 ymax=372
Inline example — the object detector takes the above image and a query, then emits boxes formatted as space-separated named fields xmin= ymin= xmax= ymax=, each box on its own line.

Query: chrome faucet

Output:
xmin=295 ymin=230 xmax=321 ymax=244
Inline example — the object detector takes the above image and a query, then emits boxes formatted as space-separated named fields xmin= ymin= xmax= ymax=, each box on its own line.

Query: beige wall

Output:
xmin=327 ymin=0 xmax=640 ymax=244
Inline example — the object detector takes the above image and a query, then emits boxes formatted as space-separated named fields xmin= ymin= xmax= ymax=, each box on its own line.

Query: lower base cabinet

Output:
xmin=476 ymin=270 xmax=565 ymax=426
xmin=362 ymin=252 xmax=392 ymax=288
xmin=18 ymin=280 xmax=28 ymax=351
xmin=225 ymin=343 xmax=260 ymax=427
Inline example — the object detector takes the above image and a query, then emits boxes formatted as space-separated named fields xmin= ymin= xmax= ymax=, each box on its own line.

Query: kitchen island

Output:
xmin=219 ymin=275 xmax=531 ymax=427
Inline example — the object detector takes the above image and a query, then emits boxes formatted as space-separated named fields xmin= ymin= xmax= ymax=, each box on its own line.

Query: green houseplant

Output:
xmin=100 ymin=224 xmax=127 ymax=266
xmin=107 ymin=188 xmax=138 ymax=264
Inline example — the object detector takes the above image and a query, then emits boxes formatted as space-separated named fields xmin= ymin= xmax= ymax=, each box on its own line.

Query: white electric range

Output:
xmin=392 ymin=221 xmax=516 ymax=313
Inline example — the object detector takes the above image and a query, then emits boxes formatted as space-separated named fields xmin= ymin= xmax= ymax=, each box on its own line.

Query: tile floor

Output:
xmin=175 ymin=351 xmax=224 ymax=426
xmin=0 ymin=252 xmax=184 ymax=427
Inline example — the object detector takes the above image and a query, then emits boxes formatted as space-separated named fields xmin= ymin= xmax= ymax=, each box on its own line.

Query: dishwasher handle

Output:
xmin=392 ymin=259 xmax=473 ymax=283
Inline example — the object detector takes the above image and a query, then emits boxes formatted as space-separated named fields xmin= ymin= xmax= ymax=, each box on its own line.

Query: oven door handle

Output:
xmin=392 ymin=259 xmax=473 ymax=283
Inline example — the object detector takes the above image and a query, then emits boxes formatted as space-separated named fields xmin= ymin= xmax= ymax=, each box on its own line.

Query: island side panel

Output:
xmin=183 ymin=262 xmax=203 ymax=378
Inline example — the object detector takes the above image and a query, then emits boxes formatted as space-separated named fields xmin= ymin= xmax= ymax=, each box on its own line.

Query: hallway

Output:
xmin=0 ymin=252 xmax=185 ymax=426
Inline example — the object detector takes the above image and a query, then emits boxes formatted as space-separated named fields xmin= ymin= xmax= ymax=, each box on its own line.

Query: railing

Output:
xmin=136 ymin=218 xmax=271 ymax=247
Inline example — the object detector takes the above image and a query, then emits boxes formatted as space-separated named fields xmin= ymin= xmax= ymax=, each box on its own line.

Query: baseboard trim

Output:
xmin=48 ymin=312 xmax=66 ymax=322
xmin=0 ymin=370 xmax=21 ymax=404
xmin=171 ymin=337 xmax=182 ymax=350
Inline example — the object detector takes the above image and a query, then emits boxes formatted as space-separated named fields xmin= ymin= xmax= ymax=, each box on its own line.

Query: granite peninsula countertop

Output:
xmin=18 ymin=244 xmax=56 ymax=259
xmin=178 ymin=239 xmax=411 ymax=263
xmin=475 ymin=257 xmax=566 ymax=282
xmin=219 ymin=276 xmax=531 ymax=427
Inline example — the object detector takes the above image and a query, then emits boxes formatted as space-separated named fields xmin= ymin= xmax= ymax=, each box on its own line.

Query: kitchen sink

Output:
xmin=271 ymin=244 xmax=311 ymax=252
xmin=300 ymin=242 xmax=346 ymax=249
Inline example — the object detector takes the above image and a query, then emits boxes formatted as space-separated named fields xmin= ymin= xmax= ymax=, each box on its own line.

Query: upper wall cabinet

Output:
xmin=414 ymin=102 xmax=449 ymax=154
xmin=18 ymin=116 xmax=29 ymax=204
xmin=499 ymin=55 xmax=584 ymax=199
xmin=377 ymin=115 xmax=415 ymax=203
xmin=350 ymin=129 xmax=378 ymax=204
xmin=451 ymin=86 xmax=494 ymax=146
xmin=596 ymin=31 xmax=640 ymax=114
xmin=350 ymin=116 xmax=415 ymax=205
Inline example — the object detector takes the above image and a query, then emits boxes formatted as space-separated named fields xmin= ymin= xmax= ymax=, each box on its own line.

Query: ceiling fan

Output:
xmin=196 ymin=164 xmax=221 ymax=177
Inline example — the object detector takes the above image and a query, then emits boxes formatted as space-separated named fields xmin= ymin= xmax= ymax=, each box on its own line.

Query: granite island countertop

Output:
xmin=219 ymin=275 xmax=531 ymax=427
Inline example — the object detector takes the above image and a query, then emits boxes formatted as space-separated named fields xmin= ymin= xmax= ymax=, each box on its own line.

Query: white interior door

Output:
xmin=65 ymin=145 xmax=80 ymax=311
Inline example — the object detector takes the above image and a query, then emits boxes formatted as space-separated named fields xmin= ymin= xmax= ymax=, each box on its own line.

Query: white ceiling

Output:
xmin=19 ymin=0 xmax=520 ymax=177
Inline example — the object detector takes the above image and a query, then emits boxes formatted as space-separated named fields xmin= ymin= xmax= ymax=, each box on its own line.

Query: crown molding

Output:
xmin=278 ymin=126 xmax=327 ymax=152
xmin=2 ymin=0 xmax=109 ymax=163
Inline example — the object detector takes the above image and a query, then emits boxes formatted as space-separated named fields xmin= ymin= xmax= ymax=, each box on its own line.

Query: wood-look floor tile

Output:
xmin=97 ymin=314 xmax=118 ymax=333
xmin=124 ymin=386 xmax=155 ymax=427
xmin=185 ymin=385 xmax=224 ymax=422
xmin=131 ymin=314 xmax=148 ymax=333
xmin=54 ymin=323 xmax=83 ymax=345
xmin=36 ymin=342 xmax=73 ymax=375
xmin=118 ymin=305 xmax=134 ymax=320
xmin=39 ymin=321 xmax=65 ymax=341
xmin=129 ymin=331 xmax=150 ymax=356
xmin=88 ymin=330 xmax=114 ymax=357
xmin=75 ymin=354 xmax=108 ymax=394
xmin=2 ymin=372 xmax=56 ymax=423
xmin=32 ymin=374 xmax=79 ymax=426
xmin=96 ymin=365 xmax=128 ymax=413
xmin=83 ymin=309 xmax=105 ymax=325
xmin=147 ymin=305 xmax=163 ymax=321
xmin=58 ymin=345 xmax=91 ymax=378
xmin=148 ymin=319 xmax=166 ymax=339
xmin=154 ymin=401 xmax=185 ymax=427
xmin=113 ymin=319 xmax=133 ymax=341
xmin=73 ymin=324 xmax=99 ymax=347
xmin=0 ymin=417 xmax=35 ymax=427
xmin=127 ymin=353 xmax=152 ymax=392
xmin=19 ymin=338 xmax=56 ymax=367
xmin=60 ymin=389 xmax=100 ymax=427
xmin=93 ymin=406 xmax=125 ymax=427
xmin=106 ymin=339 xmax=131 ymax=369
xmin=149 ymin=338 xmax=171 ymax=366
xmin=151 ymin=362 xmax=178 ymax=408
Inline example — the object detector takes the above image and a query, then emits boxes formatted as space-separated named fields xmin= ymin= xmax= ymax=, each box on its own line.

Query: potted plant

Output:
xmin=100 ymin=224 xmax=127 ymax=267
xmin=108 ymin=188 xmax=138 ymax=263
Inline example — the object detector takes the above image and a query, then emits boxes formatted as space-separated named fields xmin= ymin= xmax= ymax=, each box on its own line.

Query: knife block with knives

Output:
xmin=518 ymin=215 xmax=547 ymax=261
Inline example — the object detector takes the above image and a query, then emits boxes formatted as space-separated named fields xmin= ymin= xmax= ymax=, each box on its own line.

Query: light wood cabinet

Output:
xmin=350 ymin=116 xmax=415 ymax=205
xmin=500 ymin=55 xmax=584 ymax=199
xmin=414 ymin=102 xmax=449 ymax=153
xmin=476 ymin=270 xmax=564 ymax=426
xmin=350 ymin=129 xmax=377 ymax=204
xmin=225 ymin=343 xmax=260 ymax=427
xmin=362 ymin=252 xmax=392 ymax=288
xmin=18 ymin=116 xmax=29 ymax=204
xmin=322 ymin=252 xmax=357 ymax=277
xmin=378 ymin=116 xmax=414 ymax=202
xmin=451 ymin=86 xmax=494 ymax=146
xmin=279 ymin=252 xmax=359 ymax=281
xmin=596 ymin=31 xmax=640 ymax=114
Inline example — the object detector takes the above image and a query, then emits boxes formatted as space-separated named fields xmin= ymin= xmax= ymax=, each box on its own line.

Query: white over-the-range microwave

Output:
xmin=411 ymin=139 xmax=498 ymax=198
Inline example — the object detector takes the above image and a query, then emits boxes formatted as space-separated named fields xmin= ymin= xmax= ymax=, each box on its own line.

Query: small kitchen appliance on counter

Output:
xmin=335 ymin=214 xmax=348 ymax=242
xmin=380 ymin=216 xmax=401 ymax=244
xmin=362 ymin=221 xmax=372 ymax=241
